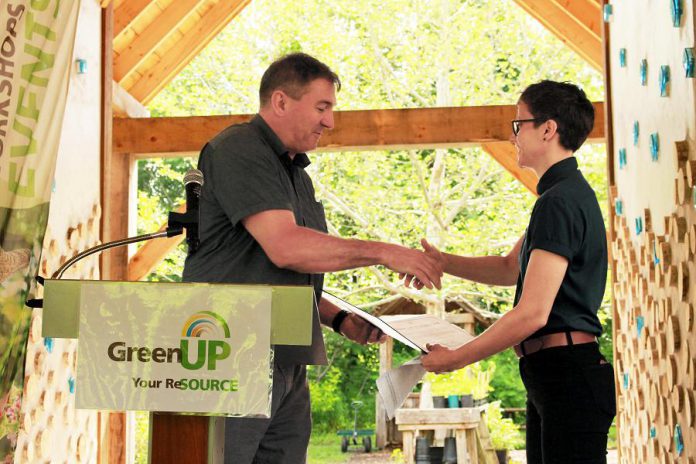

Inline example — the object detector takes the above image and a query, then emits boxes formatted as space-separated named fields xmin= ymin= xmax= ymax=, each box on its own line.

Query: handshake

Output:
xmin=384 ymin=238 xmax=446 ymax=290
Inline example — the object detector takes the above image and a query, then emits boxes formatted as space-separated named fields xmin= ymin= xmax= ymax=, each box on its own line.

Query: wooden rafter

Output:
xmin=119 ymin=0 xmax=251 ymax=104
xmin=513 ymin=0 xmax=603 ymax=71
xmin=113 ymin=0 xmax=152 ymax=37
xmin=112 ymin=1 xmax=603 ymax=107
xmin=128 ymin=204 xmax=184 ymax=281
xmin=113 ymin=104 xmax=605 ymax=155
xmin=481 ymin=142 xmax=539 ymax=195
xmin=114 ymin=0 xmax=201 ymax=83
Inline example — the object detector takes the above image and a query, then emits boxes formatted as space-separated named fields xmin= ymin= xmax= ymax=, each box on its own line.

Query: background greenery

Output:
xmin=134 ymin=0 xmax=610 ymax=458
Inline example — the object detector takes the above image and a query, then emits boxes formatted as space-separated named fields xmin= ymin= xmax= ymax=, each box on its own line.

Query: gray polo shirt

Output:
xmin=183 ymin=115 xmax=328 ymax=366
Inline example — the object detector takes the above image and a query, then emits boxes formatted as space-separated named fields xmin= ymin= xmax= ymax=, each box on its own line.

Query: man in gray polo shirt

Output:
xmin=183 ymin=52 xmax=442 ymax=463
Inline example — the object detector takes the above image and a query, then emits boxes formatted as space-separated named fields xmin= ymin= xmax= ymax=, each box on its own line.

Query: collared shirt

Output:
xmin=514 ymin=157 xmax=607 ymax=339
xmin=183 ymin=115 xmax=328 ymax=366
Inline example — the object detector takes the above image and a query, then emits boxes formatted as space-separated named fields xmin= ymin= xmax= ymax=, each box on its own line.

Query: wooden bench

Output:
xmin=395 ymin=407 xmax=481 ymax=464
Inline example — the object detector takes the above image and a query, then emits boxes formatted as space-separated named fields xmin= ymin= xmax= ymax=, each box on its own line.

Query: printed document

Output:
xmin=323 ymin=293 xmax=474 ymax=419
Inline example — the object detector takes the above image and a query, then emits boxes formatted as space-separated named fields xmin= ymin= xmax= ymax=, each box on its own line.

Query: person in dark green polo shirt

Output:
xmin=420 ymin=80 xmax=615 ymax=464
xmin=183 ymin=53 xmax=443 ymax=464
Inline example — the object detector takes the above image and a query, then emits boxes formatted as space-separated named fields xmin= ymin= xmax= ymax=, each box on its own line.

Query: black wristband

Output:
xmin=331 ymin=309 xmax=351 ymax=334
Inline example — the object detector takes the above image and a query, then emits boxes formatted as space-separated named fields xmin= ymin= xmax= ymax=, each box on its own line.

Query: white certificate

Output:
xmin=323 ymin=293 xmax=474 ymax=352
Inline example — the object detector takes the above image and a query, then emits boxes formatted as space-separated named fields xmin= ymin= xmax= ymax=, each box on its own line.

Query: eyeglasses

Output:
xmin=511 ymin=118 xmax=545 ymax=136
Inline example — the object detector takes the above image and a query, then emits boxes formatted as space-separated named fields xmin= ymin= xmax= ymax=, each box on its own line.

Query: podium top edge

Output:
xmin=43 ymin=279 xmax=313 ymax=290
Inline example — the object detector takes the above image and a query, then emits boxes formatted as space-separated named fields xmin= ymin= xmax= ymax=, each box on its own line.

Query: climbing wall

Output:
xmin=12 ymin=1 xmax=103 ymax=462
xmin=607 ymin=1 xmax=696 ymax=462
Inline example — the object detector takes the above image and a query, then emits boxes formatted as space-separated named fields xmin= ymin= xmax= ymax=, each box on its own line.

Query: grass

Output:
xmin=307 ymin=432 xmax=351 ymax=464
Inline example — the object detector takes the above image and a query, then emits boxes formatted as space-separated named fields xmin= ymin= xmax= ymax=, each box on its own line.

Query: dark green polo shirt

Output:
xmin=514 ymin=157 xmax=607 ymax=339
xmin=183 ymin=115 xmax=328 ymax=366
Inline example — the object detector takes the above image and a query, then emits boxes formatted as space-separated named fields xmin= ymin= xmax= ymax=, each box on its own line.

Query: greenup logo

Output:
xmin=180 ymin=311 xmax=231 ymax=370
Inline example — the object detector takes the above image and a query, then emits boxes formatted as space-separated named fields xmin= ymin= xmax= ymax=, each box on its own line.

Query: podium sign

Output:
xmin=75 ymin=282 xmax=272 ymax=417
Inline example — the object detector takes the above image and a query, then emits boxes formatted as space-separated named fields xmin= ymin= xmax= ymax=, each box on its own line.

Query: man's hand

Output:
xmin=400 ymin=239 xmax=448 ymax=289
xmin=340 ymin=314 xmax=387 ymax=345
xmin=420 ymin=344 xmax=463 ymax=374
xmin=384 ymin=244 xmax=443 ymax=289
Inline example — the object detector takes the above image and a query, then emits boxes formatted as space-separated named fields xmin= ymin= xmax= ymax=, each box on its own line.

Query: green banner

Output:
xmin=0 ymin=1 xmax=80 ymax=459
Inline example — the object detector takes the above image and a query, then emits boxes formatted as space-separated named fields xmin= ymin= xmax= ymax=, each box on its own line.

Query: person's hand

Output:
xmin=420 ymin=238 xmax=447 ymax=268
xmin=420 ymin=344 xmax=460 ymax=374
xmin=339 ymin=314 xmax=388 ymax=345
xmin=385 ymin=245 xmax=443 ymax=289
xmin=399 ymin=239 xmax=447 ymax=289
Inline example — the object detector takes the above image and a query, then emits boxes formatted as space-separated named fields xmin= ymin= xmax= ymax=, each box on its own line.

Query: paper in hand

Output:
xmin=323 ymin=293 xmax=475 ymax=418
xmin=376 ymin=358 xmax=425 ymax=420
xmin=323 ymin=292 xmax=424 ymax=351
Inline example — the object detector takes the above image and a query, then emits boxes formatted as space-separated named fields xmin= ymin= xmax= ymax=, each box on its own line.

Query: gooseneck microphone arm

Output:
xmin=49 ymin=169 xmax=204 ymax=281
xmin=27 ymin=169 xmax=204 ymax=307
xmin=51 ymin=227 xmax=183 ymax=280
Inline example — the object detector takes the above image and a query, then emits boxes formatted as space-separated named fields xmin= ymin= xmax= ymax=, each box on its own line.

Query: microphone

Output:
xmin=168 ymin=169 xmax=203 ymax=254
xmin=183 ymin=169 xmax=203 ymax=253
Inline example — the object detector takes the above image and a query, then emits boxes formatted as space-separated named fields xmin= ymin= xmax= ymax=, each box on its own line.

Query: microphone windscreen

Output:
xmin=184 ymin=169 xmax=204 ymax=186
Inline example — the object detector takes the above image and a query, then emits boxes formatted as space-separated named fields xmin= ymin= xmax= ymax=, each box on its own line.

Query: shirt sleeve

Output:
xmin=526 ymin=196 xmax=580 ymax=261
xmin=201 ymin=141 xmax=293 ymax=226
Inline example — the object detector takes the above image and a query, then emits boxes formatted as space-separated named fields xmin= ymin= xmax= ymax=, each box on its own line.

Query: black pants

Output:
xmin=519 ymin=342 xmax=616 ymax=464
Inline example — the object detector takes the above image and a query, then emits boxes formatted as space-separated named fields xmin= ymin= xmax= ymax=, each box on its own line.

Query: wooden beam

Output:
xmin=102 ymin=151 xmax=135 ymax=281
xmin=99 ymin=8 xmax=128 ymax=464
xmin=102 ymin=0 xmax=134 ymax=313
xmin=481 ymin=142 xmax=539 ymax=195
xmin=553 ymin=0 xmax=602 ymax=38
xmin=128 ymin=205 xmax=184 ymax=281
xmin=114 ymin=0 xmax=151 ymax=38
xmin=112 ymin=80 xmax=150 ymax=118
xmin=101 ymin=4 xmax=115 ymax=270
xmin=113 ymin=103 xmax=605 ymax=155
xmin=123 ymin=104 xmax=605 ymax=281
xmin=601 ymin=1 xmax=620 ymax=453
xmin=125 ymin=0 xmax=251 ymax=104
xmin=514 ymin=0 xmax=603 ymax=71
xmin=114 ymin=0 xmax=201 ymax=83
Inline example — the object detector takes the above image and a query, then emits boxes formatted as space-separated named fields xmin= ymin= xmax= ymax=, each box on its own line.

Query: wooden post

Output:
xmin=150 ymin=415 xmax=210 ymax=463
xmin=375 ymin=337 xmax=394 ymax=449
xmin=99 ymin=4 xmax=128 ymax=463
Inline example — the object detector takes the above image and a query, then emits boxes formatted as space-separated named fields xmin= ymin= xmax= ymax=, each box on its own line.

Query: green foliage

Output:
xmin=485 ymin=401 xmax=525 ymax=450
xmin=134 ymin=412 xmax=149 ymax=464
xmin=308 ymin=367 xmax=348 ymax=432
xmin=487 ymin=350 xmax=526 ymax=411
xmin=424 ymin=362 xmax=494 ymax=398
xmin=308 ymin=332 xmax=383 ymax=432
xmin=390 ymin=448 xmax=406 ymax=463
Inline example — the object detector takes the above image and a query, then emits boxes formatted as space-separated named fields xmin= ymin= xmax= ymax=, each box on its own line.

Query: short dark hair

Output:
xmin=519 ymin=80 xmax=594 ymax=152
xmin=259 ymin=52 xmax=341 ymax=107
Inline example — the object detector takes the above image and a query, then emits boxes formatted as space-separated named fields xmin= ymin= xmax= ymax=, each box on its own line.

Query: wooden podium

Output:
xmin=42 ymin=279 xmax=314 ymax=464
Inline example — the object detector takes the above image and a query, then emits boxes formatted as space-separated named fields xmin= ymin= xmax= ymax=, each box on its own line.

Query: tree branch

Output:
xmin=409 ymin=151 xmax=447 ymax=231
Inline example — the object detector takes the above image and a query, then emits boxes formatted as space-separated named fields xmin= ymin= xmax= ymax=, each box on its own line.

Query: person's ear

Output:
xmin=543 ymin=119 xmax=559 ymax=141
xmin=270 ymin=90 xmax=288 ymax=116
